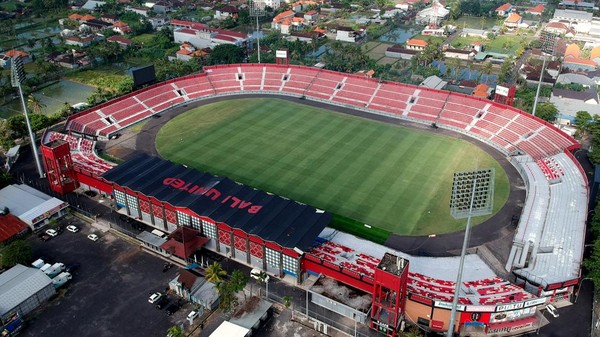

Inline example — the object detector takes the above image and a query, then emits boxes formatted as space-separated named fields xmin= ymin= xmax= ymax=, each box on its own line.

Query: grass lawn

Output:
xmin=411 ymin=34 xmax=446 ymax=45
xmin=64 ymin=66 xmax=129 ymax=92
xmin=453 ymin=16 xmax=502 ymax=30
xmin=451 ymin=36 xmax=485 ymax=49
xmin=131 ymin=33 xmax=156 ymax=45
xmin=485 ymin=35 xmax=534 ymax=54
xmin=156 ymin=98 xmax=509 ymax=238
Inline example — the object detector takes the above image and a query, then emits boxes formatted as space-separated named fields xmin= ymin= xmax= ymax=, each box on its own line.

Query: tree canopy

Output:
xmin=1 ymin=240 xmax=33 ymax=268
xmin=207 ymin=45 xmax=245 ymax=65
xmin=534 ymin=103 xmax=558 ymax=123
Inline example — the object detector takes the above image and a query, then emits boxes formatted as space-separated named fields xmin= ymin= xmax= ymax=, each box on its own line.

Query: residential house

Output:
xmin=262 ymin=0 xmax=281 ymax=9
xmin=444 ymin=48 xmax=475 ymax=60
xmin=504 ymin=13 xmax=522 ymax=29
xmin=550 ymin=88 xmax=599 ymax=115
xmin=81 ymin=0 xmax=105 ymax=11
xmin=289 ymin=31 xmax=324 ymax=42
xmin=170 ymin=19 xmax=206 ymax=30
xmin=107 ymin=35 xmax=133 ymax=48
xmin=291 ymin=0 xmax=317 ymax=12
xmin=304 ymin=10 xmax=318 ymax=22
xmin=153 ymin=1 xmax=172 ymax=14
xmin=385 ymin=44 xmax=418 ymax=59
xmin=65 ymin=34 xmax=100 ymax=47
xmin=149 ymin=16 xmax=168 ymax=29
xmin=5 ymin=50 xmax=32 ymax=63
xmin=126 ymin=6 xmax=151 ymax=17
xmin=173 ymin=26 xmax=249 ymax=49
xmin=335 ymin=26 xmax=366 ymax=43
xmin=68 ymin=13 xmax=83 ymax=21
xmin=472 ymin=84 xmax=492 ymax=99
xmin=112 ymin=21 xmax=131 ymax=34
xmin=556 ymin=73 xmax=595 ymax=87
xmin=544 ymin=22 xmax=568 ymax=35
xmin=272 ymin=10 xmax=295 ymax=30
xmin=171 ymin=43 xmax=206 ymax=61
xmin=416 ymin=2 xmax=449 ymax=24
xmin=213 ymin=5 xmax=238 ymax=20
xmin=280 ymin=16 xmax=305 ymax=35
xmin=406 ymin=38 xmax=428 ymax=51
xmin=100 ymin=14 xmax=117 ymax=23
xmin=563 ymin=58 xmax=598 ymax=71
xmin=525 ymin=4 xmax=544 ymax=15
xmin=495 ymin=3 xmax=512 ymax=17
xmin=461 ymin=28 xmax=488 ymax=39
xmin=168 ymin=269 xmax=219 ymax=309
xmin=81 ymin=19 xmax=113 ymax=32
xmin=564 ymin=43 xmax=580 ymax=59
xmin=49 ymin=51 xmax=91 ymax=68
xmin=80 ymin=14 xmax=95 ymax=22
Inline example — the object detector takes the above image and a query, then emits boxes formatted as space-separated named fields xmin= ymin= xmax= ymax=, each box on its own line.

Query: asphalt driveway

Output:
xmin=22 ymin=218 xmax=189 ymax=337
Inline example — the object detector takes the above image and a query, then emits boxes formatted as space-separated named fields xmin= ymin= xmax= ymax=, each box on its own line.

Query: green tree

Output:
xmin=1 ymin=240 xmax=33 ymax=268
xmin=6 ymin=115 xmax=27 ymax=138
xmin=283 ymin=295 xmax=292 ymax=308
xmin=401 ymin=327 xmax=424 ymax=337
xmin=230 ymin=269 xmax=248 ymax=302
xmin=498 ymin=56 xmax=514 ymax=83
xmin=575 ymin=110 xmax=592 ymax=138
xmin=29 ymin=114 xmax=50 ymax=131
xmin=481 ymin=61 xmax=493 ymax=84
xmin=166 ymin=325 xmax=183 ymax=337
xmin=205 ymin=262 xmax=227 ymax=284
xmin=217 ymin=280 xmax=238 ymax=314
xmin=207 ymin=44 xmax=245 ymax=65
xmin=534 ymin=102 xmax=558 ymax=122
xmin=27 ymin=95 xmax=45 ymax=115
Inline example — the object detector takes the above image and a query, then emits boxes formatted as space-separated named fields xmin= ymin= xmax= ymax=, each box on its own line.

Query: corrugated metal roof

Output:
xmin=103 ymin=154 xmax=331 ymax=251
xmin=0 ymin=264 xmax=54 ymax=317
xmin=19 ymin=198 xmax=67 ymax=226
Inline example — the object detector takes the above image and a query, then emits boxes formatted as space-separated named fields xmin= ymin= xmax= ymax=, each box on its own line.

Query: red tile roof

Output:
xmin=505 ymin=13 xmax=522 ymax=23
xmin=160 ymin=227 xmax=210 ymax=259
xmin=107 ymin=35 xmax=133 ymax=45
xmin=527 ymin=4 xmax=544 ymax=13
xmin=5 ymin=50 xmax=29 ymax=58
xmin=0 ymin=214 xmax=29 ymax=243
xmin=496 ymin=3 xmax=511 ymax=11
xmin=406 ymin=38 xmax=428 ymax=47
xmin=69 ymin=13 xmax=83 ymax=20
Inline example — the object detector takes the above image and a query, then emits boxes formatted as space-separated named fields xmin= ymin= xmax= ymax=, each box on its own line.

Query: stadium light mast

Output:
xmin=11 ymin=56 xmax=45 ymax=178
xmin=446 ymin=169 xmax=494 ymax=337
xmin=249 ymin=0 xmax=266 ymax=63
xmin=532 ymin=32 xmax=556 ymax=117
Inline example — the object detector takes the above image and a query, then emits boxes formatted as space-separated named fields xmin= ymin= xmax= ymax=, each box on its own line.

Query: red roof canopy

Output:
xmin=160 ymin=226 xmax=210 ymax=259
xmin=0 ymin=214 xmax=29 ymax=243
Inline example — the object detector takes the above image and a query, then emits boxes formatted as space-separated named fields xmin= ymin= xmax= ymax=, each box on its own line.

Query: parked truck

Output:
xmin=44 ymin=263 xmax=65 ymax=278
xmin=40 ymin=263 xmax=52 ymax=273
xmin=31 ymin=259 xmax=45 ymax=269
xmin=52 ymin=272 xmax=72 ymax=288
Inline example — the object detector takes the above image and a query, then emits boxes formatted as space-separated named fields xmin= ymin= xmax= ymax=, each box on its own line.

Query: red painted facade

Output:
xmin=41 ymin=141 xmax=79 ymax=194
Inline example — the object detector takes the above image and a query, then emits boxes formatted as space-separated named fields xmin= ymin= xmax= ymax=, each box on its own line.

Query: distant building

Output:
xmin=563 ymin=57 xmax=598 ymax=71
xmin=416 ymin=2 xmax=449 ymax=24
xmin=550 ymin=88 xmax=599 ymax=115
xmin=0 ymin=264 xmax=56 ymax=322
xmin=3 ymin=50 xmax=31 ymax=64
xmin=262 ymin=0 xmax=282 ymax=9
xmin=335 ymin=26 xmax=366 ymax=43
xmin=461 ymin=28 xmax=488 ymax=39
xmin=551 ymin=9 xmax=593 ymax=34
xmin=385 ymin=44 xmax=418 ymax=59
xmin=81 ymin=0 xmax=105 ymax=11
xmin=544 ymin=22 xmax=568 ymax=35
xmin=0 ymin=184 xmax=68 ymax=230
xmin=112 ymin=21 xmax=131 ymax=35
xmin=556 ymin=73 xmax=595 ymax=87
xmin=495 ymin=3 xmax=512 ymax=17
xmin=405 ymin=38 xmax=428 ymax=51
xmin=420 ymin=75 xmax=447 ymax=90
xmin=504 ymin=13 xmax=522 ymax=29
xmin=173 ymin=26 xmax=249 ymax=49
xmin=272 ymin=10 xmax=295 ymax=30
xmin=213 ymin=5 xmax=238 ymax=20
xmin=525 ymin=4 xmax=544 ymax=15
xmin=444 ymin=48 xmax=475 ymax=60
xmin=107 ymin=35 xmax=133 ymax=48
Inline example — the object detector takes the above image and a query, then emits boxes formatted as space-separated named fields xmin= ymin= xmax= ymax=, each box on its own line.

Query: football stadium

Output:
xmin=41 ymin=63 xmax=587 ymax=337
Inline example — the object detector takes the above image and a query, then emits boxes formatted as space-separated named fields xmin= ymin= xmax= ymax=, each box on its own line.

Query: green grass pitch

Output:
xmin=156 ymin=98 xmax=509 ymax=239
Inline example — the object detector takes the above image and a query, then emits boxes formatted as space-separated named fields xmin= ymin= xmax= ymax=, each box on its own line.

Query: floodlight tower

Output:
xmin=446 ymin=169 xmax=495 ymax=337
xmin=249 ymin=0 xmax=266 ymax=63
xmin=11 ymin=56 xmax=45 ymax=178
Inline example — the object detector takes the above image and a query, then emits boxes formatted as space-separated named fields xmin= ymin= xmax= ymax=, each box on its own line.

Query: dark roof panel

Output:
xmin=101 ymin=154 xmax=331 ymax=251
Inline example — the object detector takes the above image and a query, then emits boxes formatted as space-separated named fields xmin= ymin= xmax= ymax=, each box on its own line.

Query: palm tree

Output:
xmin=482 ymin=61 xmax=493 ymax=85
xmin=205 ymin=262 xmax=227 ymax=284
xmin=27 ymin=95 xmax=45 ymax=115
xmin=229 ymin=270 xmax=248 ymax=303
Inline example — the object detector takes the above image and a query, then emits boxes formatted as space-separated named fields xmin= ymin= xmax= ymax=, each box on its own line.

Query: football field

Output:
xmin=156 ymin=98 xmax=509 ymax=238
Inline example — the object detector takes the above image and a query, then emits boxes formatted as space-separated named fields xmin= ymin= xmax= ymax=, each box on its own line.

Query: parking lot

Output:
xmin=23 ymin=217 xmax=195 ymax=337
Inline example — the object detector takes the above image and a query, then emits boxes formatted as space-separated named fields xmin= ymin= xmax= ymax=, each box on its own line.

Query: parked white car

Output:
xmin=87 ymin=234 xmax=99 ymax=241
xmin=187 ymin=310 xmax=199 ymax=320
xmin=148 ymin=292 xmax=162 ymax=304
xmin=66 ymin=225 xmax=79 ymax=233
xmin=45 ymin=229 xmax=58 ymax=237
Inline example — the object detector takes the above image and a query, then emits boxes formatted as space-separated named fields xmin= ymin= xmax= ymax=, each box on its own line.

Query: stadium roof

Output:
xmin=101 ymin=154 xmax=331 ymax=251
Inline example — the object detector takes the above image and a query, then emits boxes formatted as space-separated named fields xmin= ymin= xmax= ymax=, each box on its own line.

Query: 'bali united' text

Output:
xmin=163 ymin=178 xmax=263 ymax=214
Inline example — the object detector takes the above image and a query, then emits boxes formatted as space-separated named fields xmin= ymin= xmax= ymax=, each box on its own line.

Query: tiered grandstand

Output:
xmin=44 ymin=131 xmax=115 ymax=176
xmin=64 ymin=63 xmax=587 ymax=306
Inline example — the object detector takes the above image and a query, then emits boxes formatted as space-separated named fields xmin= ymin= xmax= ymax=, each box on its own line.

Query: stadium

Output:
xmin=40 ymin=63 xmax=587 ymax=337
